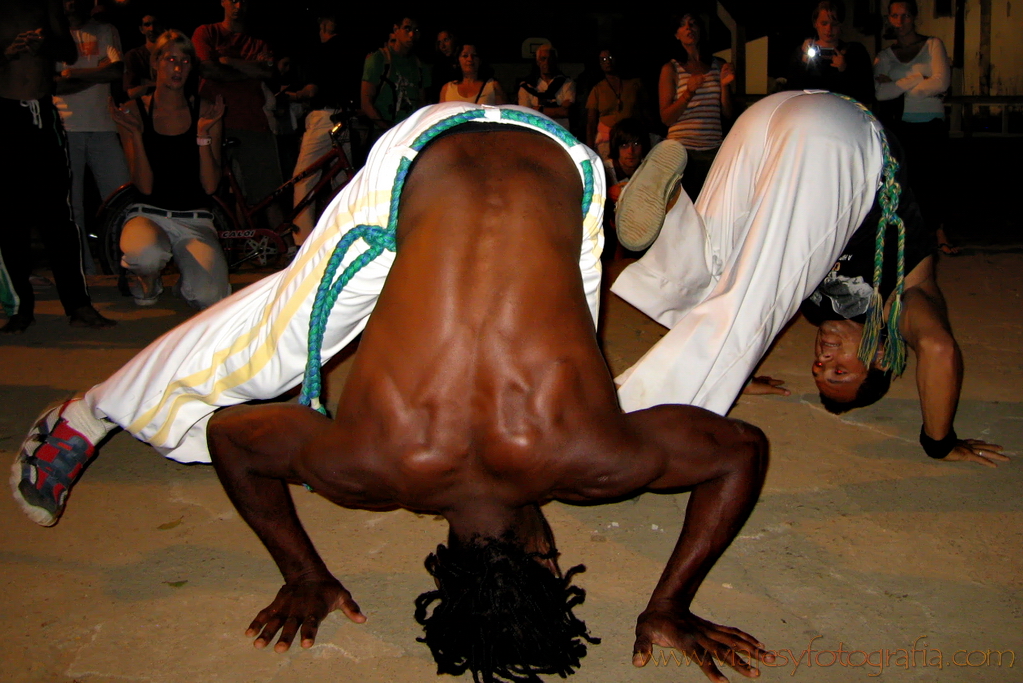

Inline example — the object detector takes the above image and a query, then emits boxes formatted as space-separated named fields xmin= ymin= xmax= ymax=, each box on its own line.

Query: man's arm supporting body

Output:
xmin=898 ymin=257 xmax=1006 ymax=466
xmin=208 ymin=401 xmax=773 ymax=676
xmin=208 ymin=404 xmax=367 ymax=652
xmin=554 ymin=405 xmax=772 ymax=680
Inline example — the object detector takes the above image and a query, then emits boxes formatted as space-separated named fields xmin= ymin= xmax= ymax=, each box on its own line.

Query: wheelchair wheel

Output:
xmin=95 ymin=187 xmax=237 ymax=275
xmin=94 ymin=184 xmax=141 ymax=275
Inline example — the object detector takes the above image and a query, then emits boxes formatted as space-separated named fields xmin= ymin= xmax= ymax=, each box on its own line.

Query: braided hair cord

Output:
xmin=832 ymin=94 xmax=908 ymax=377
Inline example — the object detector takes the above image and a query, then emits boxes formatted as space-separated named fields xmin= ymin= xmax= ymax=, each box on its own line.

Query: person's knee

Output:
xmin=182 ymin=281 xmax=230 ymax=310
xmin=120 ymin=217 xmax=171 ymax=274
xmin=178 ymin=267 xmax=230 ymax=309
xmin=176 ymin=240 xmax=230 ymax=310
xmin=726 ymin=420 xmax=769 ymax=476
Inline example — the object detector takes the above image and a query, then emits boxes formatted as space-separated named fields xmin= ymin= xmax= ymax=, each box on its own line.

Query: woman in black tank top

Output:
xmin=109 ymin=30 xmax=230 ymax=310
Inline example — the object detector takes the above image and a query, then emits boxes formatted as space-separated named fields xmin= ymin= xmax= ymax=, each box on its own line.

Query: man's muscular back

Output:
xmin=295 ymin=128 xmax=621 ymax=513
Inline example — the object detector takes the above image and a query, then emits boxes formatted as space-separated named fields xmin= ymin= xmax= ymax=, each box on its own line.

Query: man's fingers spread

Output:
xmin=274 ymin=619 xmax=300 ymax=652
xmin=697 ymin=656 xmax=729 ymax=683
xmin=632 ymin=650 xmax=651 ymax=668
xmin=340 ymin=595 xmax=366 ymax=622
xmin=968 ymin=453 xmax=999 ymax=468
xmin=632 ymin=635 xmax=653 ymax=667
xmin=255 ymin=616 xmax=284 ymax=645
xmin=300 ymin=616 xmax=320 ymax=648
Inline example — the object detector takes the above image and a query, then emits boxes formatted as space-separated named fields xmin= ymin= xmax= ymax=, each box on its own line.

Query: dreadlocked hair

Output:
xmin=414 ymin=532 xmax=600 ymax=682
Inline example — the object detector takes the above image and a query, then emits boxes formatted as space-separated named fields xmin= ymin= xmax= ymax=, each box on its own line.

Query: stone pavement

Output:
xmin=1 ymin=251 xmax=1020 ymax=683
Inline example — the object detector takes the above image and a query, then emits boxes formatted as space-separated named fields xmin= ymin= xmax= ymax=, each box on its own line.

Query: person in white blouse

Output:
xmin=874 ymin=0 xmax=955 ymax=253
xmin=439 ymin=43 xmax=507 ymax=106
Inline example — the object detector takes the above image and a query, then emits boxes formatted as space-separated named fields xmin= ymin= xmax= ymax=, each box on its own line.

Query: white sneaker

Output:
xmin=126 ymin=272 xmax=163 ymax=306
xmin=615 ymin=139 xmax=689 ymax=251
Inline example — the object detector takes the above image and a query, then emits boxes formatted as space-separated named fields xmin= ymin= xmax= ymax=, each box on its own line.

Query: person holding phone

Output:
xmin=786 ymin=0 xmax=873 ymax=105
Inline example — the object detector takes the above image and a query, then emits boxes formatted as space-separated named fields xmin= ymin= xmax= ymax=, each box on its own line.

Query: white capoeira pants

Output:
xmin=612 ymin=91 xmax=885 ymax=414
xmin=83 ymin=103 xmax=605 ymax=463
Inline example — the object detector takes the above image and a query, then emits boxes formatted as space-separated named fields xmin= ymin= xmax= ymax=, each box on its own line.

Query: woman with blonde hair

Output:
xmin=109 ymin=30 xmax=231 ymax=309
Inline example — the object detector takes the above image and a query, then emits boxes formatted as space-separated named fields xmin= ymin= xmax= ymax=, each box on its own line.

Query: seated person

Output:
xmin=603 ymin=118 xmax=652 ymax=263
xmin=604 ymin=117 xmax=652 ymax=201
xmin=109 ymin=30 xmax=230 ymax=309
xmin=612 ymin=90 xmax=1003 ymax=465
xmin=14 ymin=103 xmax=771 ymax=682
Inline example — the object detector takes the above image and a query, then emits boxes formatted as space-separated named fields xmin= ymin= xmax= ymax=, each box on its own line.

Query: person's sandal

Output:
xmin=11 ymin=400 xmax=97 ymax=526
xmin=614 ymin=139 xmax=688 ymax=251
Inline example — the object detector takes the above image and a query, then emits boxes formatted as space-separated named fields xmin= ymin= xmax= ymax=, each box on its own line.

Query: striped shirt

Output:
xmin=667 ymin=58 xmax=723 ymax=151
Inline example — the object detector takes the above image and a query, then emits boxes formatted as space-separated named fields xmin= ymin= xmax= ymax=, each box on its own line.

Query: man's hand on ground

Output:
xmin=742 ymin=376 xmax=790 ymax=397
xmin=633 ymin=608 xmax=772 ymax=681
xmin=247 ymin=577 xmax=366 ymax=652
xmin=941 ymin=439 xmax=1009 ymax=468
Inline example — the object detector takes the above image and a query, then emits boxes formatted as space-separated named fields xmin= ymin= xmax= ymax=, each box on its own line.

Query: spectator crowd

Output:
xmin=2 ymin=0 xmax=955 ymax=332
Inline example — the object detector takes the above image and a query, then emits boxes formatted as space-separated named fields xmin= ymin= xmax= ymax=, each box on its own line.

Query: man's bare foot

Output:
xmin=69 ymin=305 xmax=116 ymax=328
xmin=0 ymin=313 xmax=35 ymax=334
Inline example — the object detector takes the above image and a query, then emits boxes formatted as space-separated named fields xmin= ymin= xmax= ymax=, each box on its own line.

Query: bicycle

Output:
xmin=94 ymin=113 xmax=356 ymax=275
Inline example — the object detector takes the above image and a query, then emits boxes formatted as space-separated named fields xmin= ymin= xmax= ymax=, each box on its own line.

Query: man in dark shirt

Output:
xmin=0 ymin=0 xmax=115 ymax=332
xmin=360 ymin=15 xmax=429 ymax=139
xmin=192 ymin=0 xmax=281 ymax=219
xmin=284 ymin=15 xmax=359 ymax=244
xmin=122 ymin=13 xmax=162 ymax=100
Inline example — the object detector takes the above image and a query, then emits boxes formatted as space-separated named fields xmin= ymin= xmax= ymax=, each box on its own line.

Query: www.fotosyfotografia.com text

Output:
xmin=651 ymin=636 xmax=1015 ymax=677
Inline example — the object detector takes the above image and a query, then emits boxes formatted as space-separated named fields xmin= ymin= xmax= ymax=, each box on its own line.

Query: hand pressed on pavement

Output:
xmin=742 ymin=376 xmax=790 ymax=397
xmin=942 ymin=439 xmax=1009 ymax=468
xmin=247 ymin=577 xmax=366 ymax=652
xmin=633 ymin=607 xmax=773 ymax=682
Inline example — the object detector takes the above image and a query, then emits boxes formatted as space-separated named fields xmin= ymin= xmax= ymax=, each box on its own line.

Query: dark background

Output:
xmin=91 ymin=0 xmax=1020 ymax=247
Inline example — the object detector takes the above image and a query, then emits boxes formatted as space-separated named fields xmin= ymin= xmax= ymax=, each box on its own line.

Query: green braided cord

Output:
xmin=299 ymin=106 xmax=597 ymax=412
xmin=388 ymin=157 xmax=413 ymax=231
xmin=497 ymin=109 xmax=596 ymax=214
xmin=831 ymin=93 xmax=908 ymax=377
xmin=299 ymin=225 xmax=396 ymax=413
xmin=408 ymin=109 xmax=489 ymax=151
xmin=500 ymin=108 xmax=578 ymax=147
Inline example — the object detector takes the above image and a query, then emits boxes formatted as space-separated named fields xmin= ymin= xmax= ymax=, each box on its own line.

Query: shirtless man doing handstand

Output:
xmin=206 ymin=123 xmax=770 ymax=681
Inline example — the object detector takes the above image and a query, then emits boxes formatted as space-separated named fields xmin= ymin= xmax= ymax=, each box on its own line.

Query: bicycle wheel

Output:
xmin=94 ymin=184 xmax=141 ymax=275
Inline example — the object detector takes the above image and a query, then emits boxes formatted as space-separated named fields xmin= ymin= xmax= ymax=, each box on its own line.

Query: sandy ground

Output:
xmin=2 ymin=250 xmax=1021 ymax=683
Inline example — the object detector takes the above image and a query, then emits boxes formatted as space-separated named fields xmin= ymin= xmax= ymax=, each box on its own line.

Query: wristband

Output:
xmin=196 ymin=135 xmax=212 ymax=146
xmin=919 ymin=425 xmax=957 ymax=459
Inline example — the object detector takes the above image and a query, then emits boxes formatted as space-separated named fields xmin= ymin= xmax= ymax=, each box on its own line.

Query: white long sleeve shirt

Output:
xmin=874 ymin=37 xmax=950 ymax=122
